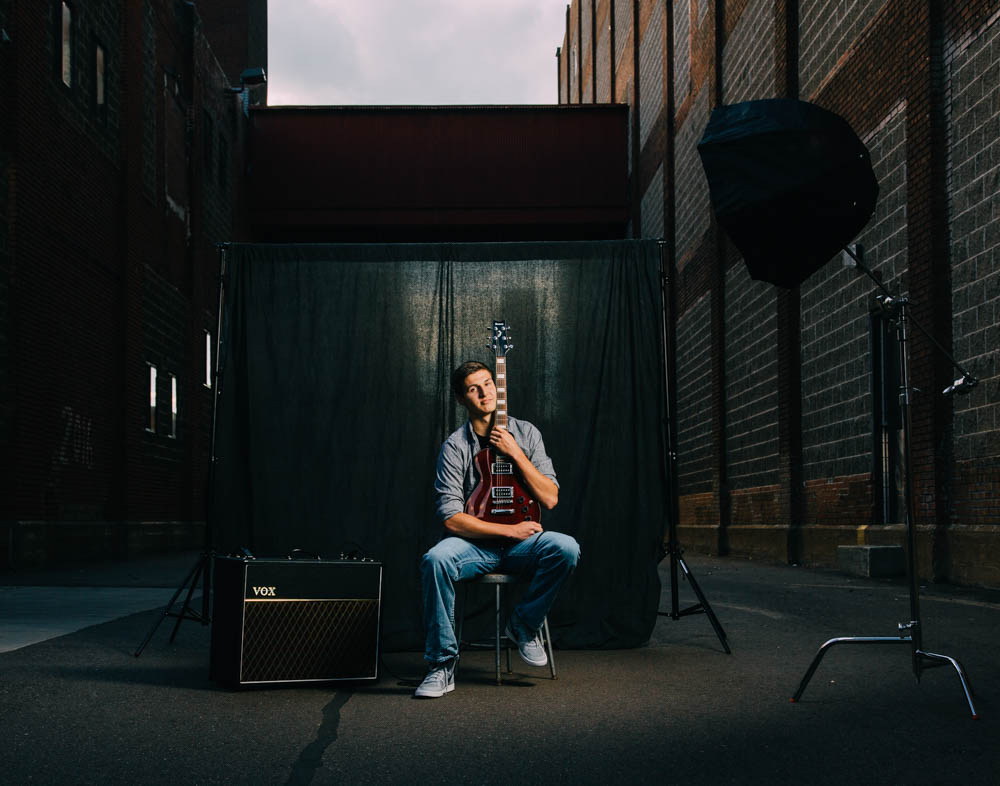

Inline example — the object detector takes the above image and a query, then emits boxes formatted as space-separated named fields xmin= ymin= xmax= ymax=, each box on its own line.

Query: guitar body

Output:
xmin=465 ymin=447 xmax=541 ymax=525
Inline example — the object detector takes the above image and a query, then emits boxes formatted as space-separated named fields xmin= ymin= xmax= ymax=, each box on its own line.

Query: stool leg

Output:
xmin=494 ymin=584 xmax=502 ymax=685
xmin=543 ymin=616 xmax=557 ymax=680
xmin=454 ymin=584 xmax=467 ymax=679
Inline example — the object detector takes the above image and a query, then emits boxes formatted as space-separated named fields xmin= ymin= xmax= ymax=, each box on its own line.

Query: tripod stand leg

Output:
xmin=917 ymin=650 xmax=978 ymax=719
xmin=133 ymin=553 xmax=209 ymax=657
xmin=677 ymin=556 xmax=731 ymax=654
xmin=133 ymin=556 xmax=201 ymax=657
xmin=169 ymin=558 xmax=206 ymax=643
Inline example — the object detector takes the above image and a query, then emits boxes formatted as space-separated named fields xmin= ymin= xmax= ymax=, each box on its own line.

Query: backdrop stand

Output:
xmin=134 ymin=243 xmax=229 ymax=656
xmin=790 ymin=245 xmax=978 ymax=718
xmin=656 ymin=242 xmax=731 ymax=653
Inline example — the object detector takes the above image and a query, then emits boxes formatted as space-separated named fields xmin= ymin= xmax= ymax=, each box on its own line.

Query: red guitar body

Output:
xmin=464 ymin=447 xmax=541 ymax=525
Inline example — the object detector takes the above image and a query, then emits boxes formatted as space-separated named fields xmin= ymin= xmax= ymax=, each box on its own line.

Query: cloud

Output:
xmin=267 ymin=0 xmax=567 ymax=106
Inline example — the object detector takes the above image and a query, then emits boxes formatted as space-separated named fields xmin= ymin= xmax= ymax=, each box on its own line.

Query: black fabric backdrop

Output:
xmin=211 ymin=240 xmax=668 ymax=650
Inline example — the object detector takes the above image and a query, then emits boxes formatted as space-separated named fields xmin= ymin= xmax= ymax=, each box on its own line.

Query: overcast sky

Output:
xmin=266 ymin=0 xmax=567 ymax=106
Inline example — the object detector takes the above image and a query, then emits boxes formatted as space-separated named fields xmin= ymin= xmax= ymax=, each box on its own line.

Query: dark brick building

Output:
xmin=558 ymin=0 xmax=1000 ymax=587
xmin=0 ymin=1 xmax=265 ymax=566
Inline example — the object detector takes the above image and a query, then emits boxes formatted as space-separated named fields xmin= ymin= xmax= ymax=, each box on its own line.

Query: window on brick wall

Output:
xmin=870 ymin=312 xmax=904 ymax=524
xmin=204 ymin=330 xmax=213 ymax=388
xmin=147 ymin=363 xmax=158 ymax=432
xmin=169 ymin=374 xmax=178 ymax=438
xmin=94 ymin=41 xmax=105 ymax=109
xmin=59 ymin=1 xmax=73 ymax=88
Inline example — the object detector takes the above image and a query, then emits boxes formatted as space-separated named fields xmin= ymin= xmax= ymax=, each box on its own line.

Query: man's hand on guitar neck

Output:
xmin=488 ymin=426 xmax=525 ymax=461
xmin=489 ymin=426 xmax=559 ymax=511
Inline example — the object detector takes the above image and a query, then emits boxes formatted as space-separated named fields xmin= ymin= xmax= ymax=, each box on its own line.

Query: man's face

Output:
xmin=458 ymin=368 xmax=496 ymax=417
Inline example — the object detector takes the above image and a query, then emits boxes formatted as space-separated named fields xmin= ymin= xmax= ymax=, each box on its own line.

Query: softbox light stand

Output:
xmin=134 ymin=243 xmax=229 ymax=656
xmin=791 ymin=245 xmax=978 ymax=718
xmin=656 ymin=242 xmax=731 ymax=654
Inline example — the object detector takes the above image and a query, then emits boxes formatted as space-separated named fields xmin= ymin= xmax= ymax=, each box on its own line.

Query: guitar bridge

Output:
xmin=491 ymin=508 xmax=515 ymax=515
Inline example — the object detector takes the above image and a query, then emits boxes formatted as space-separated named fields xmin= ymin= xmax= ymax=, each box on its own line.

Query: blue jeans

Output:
xmin=420 ymin=532 xmax=580 ymax=665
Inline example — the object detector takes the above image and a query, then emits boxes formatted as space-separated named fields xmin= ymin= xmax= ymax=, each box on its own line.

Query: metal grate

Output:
xmin=241 ymin=599 xmax=379 ymax=682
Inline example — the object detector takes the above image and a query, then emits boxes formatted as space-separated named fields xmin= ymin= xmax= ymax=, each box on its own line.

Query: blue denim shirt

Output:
xmin=433 ymin=416 xmax=559 ymax=524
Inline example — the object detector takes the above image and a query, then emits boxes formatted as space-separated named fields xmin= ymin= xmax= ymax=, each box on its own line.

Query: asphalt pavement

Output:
xmin=1 ymin=551 xmax=998 ymax=785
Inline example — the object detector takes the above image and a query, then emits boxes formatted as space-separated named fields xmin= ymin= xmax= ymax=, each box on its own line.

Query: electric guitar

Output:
xmin=464 ymin=320 xmax=542 ymax=526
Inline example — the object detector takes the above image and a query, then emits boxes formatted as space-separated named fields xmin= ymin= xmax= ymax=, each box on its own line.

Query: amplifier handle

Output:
xmin=288 ymin=548 xmax=322 ymax=560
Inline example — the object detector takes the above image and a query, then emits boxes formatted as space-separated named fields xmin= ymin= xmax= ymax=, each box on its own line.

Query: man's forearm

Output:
xmin=512 ymin=452 xmax=559 ymax=510
xmin=444 ymin=512 xmax=516 ymax=539
xmin=444 ymin=512 xmax=542 ymax=541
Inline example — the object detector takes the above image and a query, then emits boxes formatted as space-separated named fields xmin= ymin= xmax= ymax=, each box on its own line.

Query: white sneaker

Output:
xmin=414 ymin=659 xmax=456 ymax=698
xmin=505 ymin=619 xmax=548 ymax=667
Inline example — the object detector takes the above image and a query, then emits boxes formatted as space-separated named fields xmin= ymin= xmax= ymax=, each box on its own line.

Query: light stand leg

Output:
xmin=791 ymin=261 xmax=978 ymax=718
xmin=916 ymin=650 xmax=978 ymax=718
xmin=133 ymin=552 xmax=209 ymax=657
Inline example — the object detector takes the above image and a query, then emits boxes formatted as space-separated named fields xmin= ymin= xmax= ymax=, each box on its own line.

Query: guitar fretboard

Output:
xmin=495 ymin=355 xmax=508 ymax=429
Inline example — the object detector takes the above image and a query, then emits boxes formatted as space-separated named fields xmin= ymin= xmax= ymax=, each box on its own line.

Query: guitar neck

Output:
xmin=494 ymin=354 xmax=508 ymax=430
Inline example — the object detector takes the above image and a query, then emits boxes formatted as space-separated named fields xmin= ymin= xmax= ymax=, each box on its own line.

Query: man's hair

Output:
xmin=451 ymin=360 xmax=493 ymax=400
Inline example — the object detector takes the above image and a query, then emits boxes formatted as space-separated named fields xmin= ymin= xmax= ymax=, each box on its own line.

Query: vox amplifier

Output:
xmin=210 ymin=556 xmax=382 ymax=687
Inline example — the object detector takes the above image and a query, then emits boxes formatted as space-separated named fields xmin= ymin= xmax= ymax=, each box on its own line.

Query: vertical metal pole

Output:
xmin=658 ymin=242 xmax=681 ymax=618
xmin=203 ymin=242 xmax=230 ymax=620
xmin=895 ymin=300 xmax=924 ymax=676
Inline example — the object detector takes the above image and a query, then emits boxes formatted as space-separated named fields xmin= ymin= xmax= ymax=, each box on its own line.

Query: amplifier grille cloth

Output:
xmin=241 ymin=599 xmax=379 ymax=682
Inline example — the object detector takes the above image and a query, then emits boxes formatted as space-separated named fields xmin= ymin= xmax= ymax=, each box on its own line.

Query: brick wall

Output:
xmin=559 ymin=0 xmax=1000 ymax=585
xmin=800 ymin=102 xmax=909 ymax=495
xmin=640 ymin=164 xmax=664 ymax=239
xmin=569 ymin=0 xmax=580 ymax=104
xmin=2 ymin=0 xmax=251 ymax=567
xmin=596 ymin=0 xmax=611 ymax=103
xmin=724 ymin=266 xmax=778 ymax=490
xmin=721 ymin=0 xmax=774 ymax=103
xmin=673 ymin=0 xmax=691 ymax=101
xmin=676 ymin=292 xmax=714 ymax=495
xmin=673 ymin=86 xmax=710 ymax=261
xmin=946 ymin=6 xmax=1000 ymax=584
xmin=638 ymin=0 xmax=663 ymax=151
xmin=799 ymin=0 xmax=890 ymax=100
xmin=581 ymin=0 xmax=593 ymax=102
xmin=615 ymin=0 xmax=632 ymax=71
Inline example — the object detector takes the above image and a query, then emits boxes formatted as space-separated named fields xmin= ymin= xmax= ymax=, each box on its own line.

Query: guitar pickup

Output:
xmin=491 ymin=462 xmax=513 ymax=474
xmin=491 ymin=487 xmax=513 ymax=500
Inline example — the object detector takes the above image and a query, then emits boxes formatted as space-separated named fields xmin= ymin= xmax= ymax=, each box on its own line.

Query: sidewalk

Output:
xmin=1 ymin=552 xmax=998 ymax=785
xmin=0 ymin=551 xmax=204 ymax=653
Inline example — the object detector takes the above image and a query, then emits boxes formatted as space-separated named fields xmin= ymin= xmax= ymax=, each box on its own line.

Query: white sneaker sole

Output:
xmin=414 ymin=681 xmax=455 ymax=699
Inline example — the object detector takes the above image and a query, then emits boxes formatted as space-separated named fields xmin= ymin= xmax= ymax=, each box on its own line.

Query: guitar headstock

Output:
xmin=489 ymin=320 xmax=513 ymax=357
